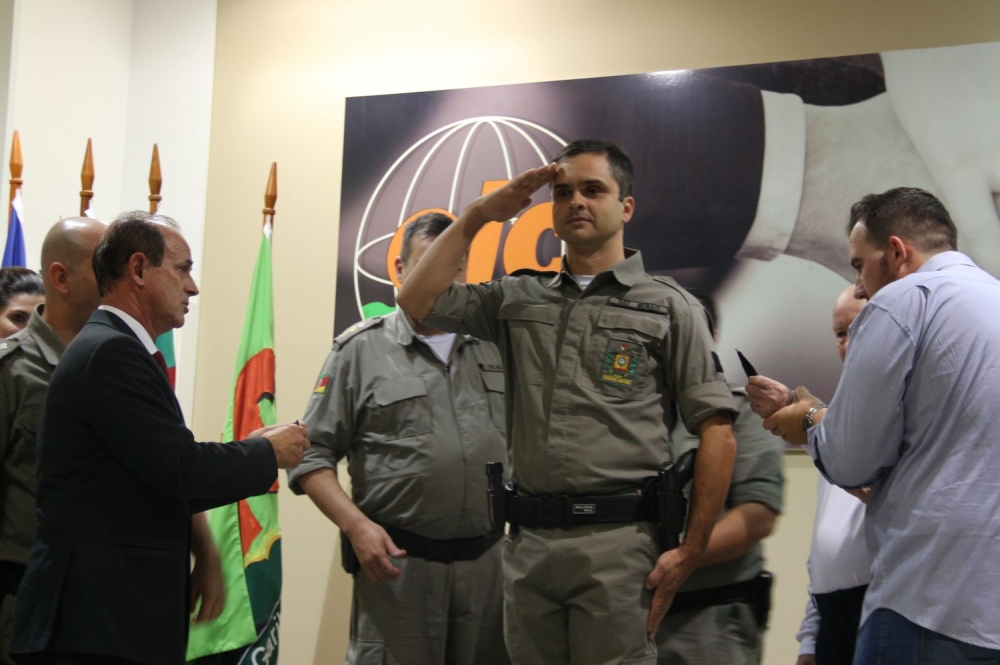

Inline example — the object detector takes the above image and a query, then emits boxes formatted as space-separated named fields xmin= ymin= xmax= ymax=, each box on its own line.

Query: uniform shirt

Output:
xmin=796 ymin=478 xmax=871 ymax=656
xmin=426 ymin=250 xmax=737 ymax=496
xmin=673 ymin=389 xmax=783 ymax=593
xmin=289 ymin=312 xmax=506 ymax=540
xmin=808 ymin=251 xmax=1000 ymax=649
xmin=0 ymin=306 xmax=64 ymax=564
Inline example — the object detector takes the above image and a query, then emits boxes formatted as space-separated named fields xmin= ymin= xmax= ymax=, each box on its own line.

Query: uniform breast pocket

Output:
xmin=579 ymin=309 xmax=668 ymax=400
xmin=368 ymin=376 xmax=433 ymax=441
xmin=498 ymin=302 xmax=560 ymax=386
xmin=480 ymin=364 xmax=506 ymax=431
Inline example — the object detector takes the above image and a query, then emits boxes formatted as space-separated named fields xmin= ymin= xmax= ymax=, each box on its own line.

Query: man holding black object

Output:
xmin=397 ymin=140 xmax=737 ymax=664
xmin=290 ymin=213 xmax=508 ymax=665
xmin=11 ymin=212 xmax=309 ymax=665
xmin=761 ymin=188 xmax=1000 ymax=663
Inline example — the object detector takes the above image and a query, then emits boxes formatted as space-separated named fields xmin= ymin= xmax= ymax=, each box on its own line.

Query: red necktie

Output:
xmin=152 ymin=350 xmax=169 ymax=377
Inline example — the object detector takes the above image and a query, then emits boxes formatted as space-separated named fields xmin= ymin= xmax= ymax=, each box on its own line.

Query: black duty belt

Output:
xmin=507 ymin=490 xmax=656 ymax=529
xmin=667 ymin=571 xmax=774 ymax=628
xmin=0 ymin=560 xmax=26 ymax=597
xmin=379 ymin=524 xmax=502 ymax=564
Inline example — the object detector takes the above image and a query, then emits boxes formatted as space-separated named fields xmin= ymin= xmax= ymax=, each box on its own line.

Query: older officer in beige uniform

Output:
xmin=290 ymin=213 xmax=509 ymax=665
xmin=398 ymin=140 xmax=738 ymax=665
xmin=0 ymin=218 xmax=106 ymax=665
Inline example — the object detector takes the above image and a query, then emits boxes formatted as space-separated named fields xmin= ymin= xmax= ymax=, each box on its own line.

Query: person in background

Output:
xmin=0 ymin=268 xmax=44 ymax=337
xmin=657 ymin=295 xmax=783 ymax=665
xmin=291 ymin=212 xmax=508 ymax=665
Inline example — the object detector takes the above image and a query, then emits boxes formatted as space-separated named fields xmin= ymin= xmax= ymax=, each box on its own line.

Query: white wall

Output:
xmin=0 ymin=0 xmax=217 ymax=420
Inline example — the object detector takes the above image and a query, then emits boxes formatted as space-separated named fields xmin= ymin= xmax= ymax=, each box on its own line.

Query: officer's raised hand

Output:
xmin=463 ymin=163 xmax=559 ymax=227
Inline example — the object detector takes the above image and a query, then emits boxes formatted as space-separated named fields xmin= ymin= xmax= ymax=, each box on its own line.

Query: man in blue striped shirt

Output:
xmin=763 ymin=187 xmax=1000 ymax=664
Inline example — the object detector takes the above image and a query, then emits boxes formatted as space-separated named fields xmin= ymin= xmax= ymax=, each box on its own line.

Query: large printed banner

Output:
xmin=337 ymin=42 xmax=1000 ymax=396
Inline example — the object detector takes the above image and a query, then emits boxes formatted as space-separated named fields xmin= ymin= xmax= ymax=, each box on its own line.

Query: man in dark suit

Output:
xmin=10 ymin=211 xmax=310 ymax=665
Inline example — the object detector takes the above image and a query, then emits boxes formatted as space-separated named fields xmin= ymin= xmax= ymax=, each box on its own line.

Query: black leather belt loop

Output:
xmin=379 ymin=524 xmax=502 ymax=564
xmin=0 ymin=560 xmax=26 ymax=597
xmin=507 ymin=490 xmax=656 ymax=529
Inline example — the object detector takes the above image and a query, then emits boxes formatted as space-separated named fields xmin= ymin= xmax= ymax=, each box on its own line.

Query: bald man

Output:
xmin=0 ymin=217 xmax=106 ymax=664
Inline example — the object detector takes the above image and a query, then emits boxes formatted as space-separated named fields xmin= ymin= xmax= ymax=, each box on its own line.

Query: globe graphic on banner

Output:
xmin=351 ymin=117 xmax=567 ymax=321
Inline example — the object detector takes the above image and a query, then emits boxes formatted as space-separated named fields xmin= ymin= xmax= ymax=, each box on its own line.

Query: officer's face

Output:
xmin=397 ymin=235 xmax=467 ymax=285
xmin=551 ymin=153 xmax=634 ymax=253
xmin=0 ymin=292 xmax=44 ymax=337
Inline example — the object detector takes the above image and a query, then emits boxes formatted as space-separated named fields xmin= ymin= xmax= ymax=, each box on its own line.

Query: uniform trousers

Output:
xmin=503 ymin=522 xmax=659 ymax=665
xmin=656 ymin=602 xmax=761 ymax=664
xmin=347 ymin=541 xmax=507 ymax=665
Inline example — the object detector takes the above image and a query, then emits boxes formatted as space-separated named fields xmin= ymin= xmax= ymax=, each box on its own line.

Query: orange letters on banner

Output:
xmin=383 ymin=180 xmax=555 ymax=288
xmin=504 ymin=201 xmax=557 ymax=273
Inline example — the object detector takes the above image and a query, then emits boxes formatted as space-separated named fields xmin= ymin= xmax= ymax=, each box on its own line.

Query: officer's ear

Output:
xmin=621 ymin=196 xmax=635 ymax=225
xmin=395 ymin=255 xmax=405 ymax=284
xmin=47 ymin=262 xmax=72 ymax=296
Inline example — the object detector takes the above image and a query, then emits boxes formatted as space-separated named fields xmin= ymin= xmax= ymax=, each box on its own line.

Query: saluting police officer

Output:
xmin=398 ymin=139 xmax=738 ymax=665
xmin=290 ymin=213 xmax=509 ymax=665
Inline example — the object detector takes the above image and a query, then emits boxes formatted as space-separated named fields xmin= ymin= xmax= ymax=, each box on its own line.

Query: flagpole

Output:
xmin=8 ymin=130 xmax=22 ymax=222
xmin=262 ymin=162 xmax=276 ymax=228
xmin=148 ymin=144 xmax=162 ymax=214
xmin=79 ymin=138 xmax=94 ymax=217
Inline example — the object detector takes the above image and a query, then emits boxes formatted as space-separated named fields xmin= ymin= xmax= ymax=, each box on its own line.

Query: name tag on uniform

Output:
xmin=601 ymin=338 xmax=642 ymax=389
xmin=608 ymin=297 xmax=670 ymax=317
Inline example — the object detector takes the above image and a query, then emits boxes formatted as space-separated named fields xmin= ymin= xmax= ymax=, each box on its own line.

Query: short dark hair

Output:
xmin=93 ymin=211 xmax=180 ymax=296
xmin=0 ymin=267 xmax=44 ymax=310
xmin=400 ymin=212 xmax=453 ymax=266
xmin=551 ymin=139 xmax=635 ymax=200
xmin=847 ymin=188 xmax=957 ymax=253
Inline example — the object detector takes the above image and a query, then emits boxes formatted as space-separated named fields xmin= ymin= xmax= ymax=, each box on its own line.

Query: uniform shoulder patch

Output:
xmin=334 ymin=316 xmax=384 ymax=347
xmin=0 ymin=337 xmax=23 ymax=363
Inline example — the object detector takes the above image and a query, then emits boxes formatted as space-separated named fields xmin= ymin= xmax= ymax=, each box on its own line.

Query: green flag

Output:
xmin=187 ymin=217 xmax=281 ymax=664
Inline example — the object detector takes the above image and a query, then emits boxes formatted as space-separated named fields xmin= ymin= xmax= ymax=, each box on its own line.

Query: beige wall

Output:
xmin=197 ymin=1 xmax=1000 ymax=663
xmin=0 ymin=0 xmax=217 ymax=421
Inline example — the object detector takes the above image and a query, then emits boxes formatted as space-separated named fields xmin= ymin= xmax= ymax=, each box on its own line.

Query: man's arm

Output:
xmin=397 ymin=163 xmax=557 ymax=321
xmin=645 ymin=412 xmax=736 ymax=637
xmin=298 ymin=467 xmax=406 ymax=583
xmin=697 ymin=502 xmax=778 ymax=567
xmin=189 ymin=512 xmax=225 ymax=622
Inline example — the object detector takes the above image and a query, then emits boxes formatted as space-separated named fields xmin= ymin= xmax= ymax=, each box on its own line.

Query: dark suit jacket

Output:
xmin=10 ymin=310 xmax=277 ymax=665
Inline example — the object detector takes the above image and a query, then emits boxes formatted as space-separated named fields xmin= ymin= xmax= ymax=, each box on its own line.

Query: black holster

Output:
xmin=655 ymin=448 xmax=697 ymax=553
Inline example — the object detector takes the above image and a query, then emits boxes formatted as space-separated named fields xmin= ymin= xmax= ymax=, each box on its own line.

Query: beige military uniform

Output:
xmin=426 ymin=251 xmax=738 ymax=665
xmin=289 ymin=312 xmax=509 ymax=665
xmin=0 ymin=306 xmax=65 ymax=665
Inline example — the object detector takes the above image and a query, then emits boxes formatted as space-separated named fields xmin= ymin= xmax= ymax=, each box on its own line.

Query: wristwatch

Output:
xmin=802 ymin=403 xmax=828 ymax=432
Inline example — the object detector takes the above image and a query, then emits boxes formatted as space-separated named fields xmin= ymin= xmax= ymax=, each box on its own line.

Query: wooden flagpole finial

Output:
xmin=79 ymin=138 xmax=95 ymax=216
xmin=148 ymin=143 xmax=162 ymax=213
xmin=262 ymin=162 xmax=277 ymax=227
xmin=9 ymin=130 xmax=22 ymax=219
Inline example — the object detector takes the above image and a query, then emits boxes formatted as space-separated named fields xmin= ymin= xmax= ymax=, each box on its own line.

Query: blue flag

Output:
xmin=2 ymin=191 xmax=27 ymax=268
